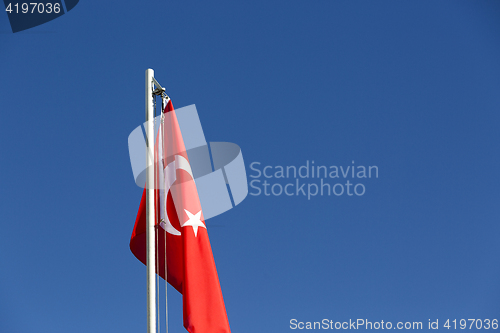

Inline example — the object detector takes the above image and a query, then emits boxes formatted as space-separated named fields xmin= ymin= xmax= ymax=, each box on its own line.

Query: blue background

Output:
xmin=1 ymin=1 xmax=499 ymax=332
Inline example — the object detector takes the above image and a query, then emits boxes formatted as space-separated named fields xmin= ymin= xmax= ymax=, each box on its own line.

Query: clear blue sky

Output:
xmin=1 ymin=1 xmax=499 ymax=332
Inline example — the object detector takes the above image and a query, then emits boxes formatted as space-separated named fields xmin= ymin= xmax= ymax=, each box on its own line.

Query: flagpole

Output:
xmin=145 ymin=68 xmax=156 ymax=333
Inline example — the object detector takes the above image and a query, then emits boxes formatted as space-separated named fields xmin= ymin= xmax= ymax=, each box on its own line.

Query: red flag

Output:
xmin=130 ymin=100 xmax=231 ymax=333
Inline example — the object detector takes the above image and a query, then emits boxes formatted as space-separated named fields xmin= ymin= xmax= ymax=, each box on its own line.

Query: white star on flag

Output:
xmin=182 ymin=209 xmax=206 ymax=237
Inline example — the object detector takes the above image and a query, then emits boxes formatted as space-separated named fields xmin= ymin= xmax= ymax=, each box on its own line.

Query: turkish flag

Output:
xmin=130 ymin=100 xmax=231 ymax=333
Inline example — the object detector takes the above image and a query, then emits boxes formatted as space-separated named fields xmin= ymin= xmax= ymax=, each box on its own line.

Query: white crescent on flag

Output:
xmin=158 ymin=127 xmax=195 ymax=236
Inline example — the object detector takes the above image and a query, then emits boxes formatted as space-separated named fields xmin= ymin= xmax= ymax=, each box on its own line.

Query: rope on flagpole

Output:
xmin=154 ymin=94 xmax=161 ymax=333
xmin=151 ymin=76 xmax=169 ymax=333
xmin=162 ymin=96 xmax=169 ymax=333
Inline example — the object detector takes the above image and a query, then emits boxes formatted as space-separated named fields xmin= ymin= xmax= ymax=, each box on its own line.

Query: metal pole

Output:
xmin=145 ymin=68 xmax=156 ymax=333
